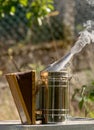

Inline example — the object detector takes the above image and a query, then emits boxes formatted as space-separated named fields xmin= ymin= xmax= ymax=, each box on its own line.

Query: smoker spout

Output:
xmin=43 ymin=52 xmax=73 ymax=72
xmin=42 ymin=28 xmax=94 ymax=72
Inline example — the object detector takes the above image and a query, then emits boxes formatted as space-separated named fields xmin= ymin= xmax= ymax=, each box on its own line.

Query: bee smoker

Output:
xmin=40 ymin=70 xmax=70 ymax=123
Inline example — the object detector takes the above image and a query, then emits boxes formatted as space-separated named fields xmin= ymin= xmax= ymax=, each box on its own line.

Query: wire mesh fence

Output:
xmin=0 ymin=0 xmax=94 ymax=45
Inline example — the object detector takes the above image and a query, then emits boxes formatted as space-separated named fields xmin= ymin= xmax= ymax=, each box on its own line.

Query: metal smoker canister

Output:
xmin=42 ymin=70 xmax=70 ymax=123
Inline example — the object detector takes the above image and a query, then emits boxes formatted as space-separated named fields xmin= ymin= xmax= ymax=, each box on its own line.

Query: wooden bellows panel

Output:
xmin=5 ymin=70 xmax=36 ymax=125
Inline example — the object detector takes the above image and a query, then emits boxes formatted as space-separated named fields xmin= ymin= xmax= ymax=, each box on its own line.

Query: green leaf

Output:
xmin=47 ymin=0 xmax=54 ymax=4
xmin=19 ymin=0 xmax=28 ymax=7
xmin=79 ymin=98 xmax=84 ymax=110
xmin=47 ymin=4 xmax=54 ymax=10
xmin=88 ymin=90 xmax=94 ymax=101
xmin=89 ymin=111 xmax=94 ymax=118
xmin=91 ymin=81 xmax=94 ymax=85
xmin=89 ymin=96 xmax=94 ymax=101
xmin=10 ymin=6 xmax=16 ymax=15
xmin=26 ymin=12 xmax=32 ymax=19
xmin=1 ymin=13 xmax=5 ymax=17
xmin=31 ymin=1 xmax=37 ymax=7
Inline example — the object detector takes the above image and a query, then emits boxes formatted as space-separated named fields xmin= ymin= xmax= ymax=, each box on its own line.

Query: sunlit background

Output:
xmin=0 ymin=0 xmax=94 ymax=120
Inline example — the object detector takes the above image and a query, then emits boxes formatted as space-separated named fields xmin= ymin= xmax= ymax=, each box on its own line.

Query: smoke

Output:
xmin=86 ymin=0 xmax=94 ymax=6
xmin=42 ymin=0 xmax=94 ymax=72
xmin=71 ymin=20 xmax=94 ymax=54
xmin=43 ymin=20 xmax=94 ymax=72
xmin=75 ymin=0 xmax=94 ymax=32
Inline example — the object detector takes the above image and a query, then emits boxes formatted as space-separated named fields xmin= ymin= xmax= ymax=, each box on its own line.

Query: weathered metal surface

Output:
xmin=46 ymin=71 xmax=70 ymax=123
xmin=0 ymin=119 xmax=94 ymax=130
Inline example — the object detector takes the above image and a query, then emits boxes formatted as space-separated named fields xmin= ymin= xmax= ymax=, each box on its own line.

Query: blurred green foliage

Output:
xmin=26 ymin=0 xmax=54 ymax=26
xmin=0 ymin=0 xmax=54 ymax=26
xmin=72 ymin=81 xmax=94 ymax=117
